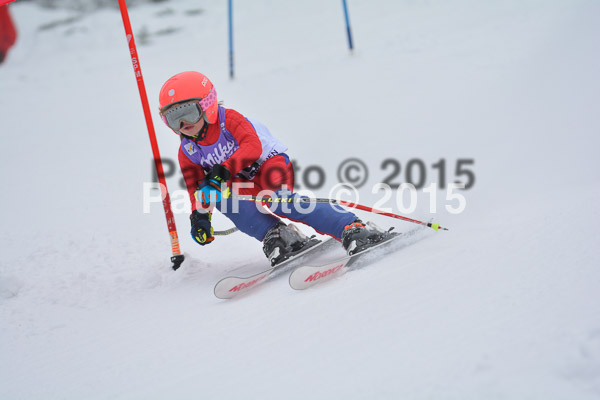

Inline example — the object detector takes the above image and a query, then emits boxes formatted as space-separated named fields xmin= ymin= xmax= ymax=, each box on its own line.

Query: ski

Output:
xmin=214 ymin=237 xmax=338 ymax=299
xmin=289 ymin=226 xmax=426 ymax=290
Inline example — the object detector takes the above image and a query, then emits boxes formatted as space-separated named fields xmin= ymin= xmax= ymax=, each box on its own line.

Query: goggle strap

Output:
xmin=199 ymin=87 xmax=217 ymax=112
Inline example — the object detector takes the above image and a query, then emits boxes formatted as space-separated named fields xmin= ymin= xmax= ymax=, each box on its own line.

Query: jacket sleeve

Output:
xmin=178 ymin=147 xmax=206 ymax=211
xmin=221 ymin=109 xmax=263 ymax=176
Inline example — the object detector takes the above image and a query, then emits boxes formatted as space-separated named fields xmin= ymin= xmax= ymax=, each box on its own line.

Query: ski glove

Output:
xmin=190 ymin=210 xmax=214 ymax=245
xmin=195 ymin=164 xmax=232 ymax=208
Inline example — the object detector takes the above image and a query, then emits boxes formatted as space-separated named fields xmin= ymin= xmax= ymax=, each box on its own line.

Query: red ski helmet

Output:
xmin=158 ymin=71 xmax=219 ymax=126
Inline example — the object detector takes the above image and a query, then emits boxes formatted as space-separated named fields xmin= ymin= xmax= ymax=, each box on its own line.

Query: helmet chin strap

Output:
xmin=179 ymin=121 xmax=209 ymax=141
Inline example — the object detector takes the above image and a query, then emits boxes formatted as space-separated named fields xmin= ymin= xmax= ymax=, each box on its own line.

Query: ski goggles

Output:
xmin=160 ymin=100 xmax=204 ymax=131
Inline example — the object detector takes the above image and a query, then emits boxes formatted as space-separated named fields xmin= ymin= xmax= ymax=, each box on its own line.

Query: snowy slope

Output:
xmin=1 ymin=0 xmax=600 ymax=399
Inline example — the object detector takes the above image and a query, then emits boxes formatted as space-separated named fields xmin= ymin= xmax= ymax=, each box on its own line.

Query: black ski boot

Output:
xmin=341 ymin=219 xmax=389 ymax=255
xmin=263 ymin=221 xmax=307 ymax=266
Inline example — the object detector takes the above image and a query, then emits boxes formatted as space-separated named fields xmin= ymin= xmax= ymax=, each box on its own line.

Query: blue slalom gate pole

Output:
xmin=228 ymin=0 xmax=234 ymax=79
xmin=342 ymin=0 xmax=354 ymax=52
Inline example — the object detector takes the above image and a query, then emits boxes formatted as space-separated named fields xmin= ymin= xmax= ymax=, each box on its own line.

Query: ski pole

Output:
xmin=230 ymin=194 xmax=448 ymax=232
xmin=118 ymin=0 xmax=184 ymax=270
xmin=214 ymin=227 xmax=239 ymax=236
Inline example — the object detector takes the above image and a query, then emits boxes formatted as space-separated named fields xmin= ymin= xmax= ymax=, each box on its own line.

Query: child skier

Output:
xmin=158 ymin=71 xmax=386 ymax=265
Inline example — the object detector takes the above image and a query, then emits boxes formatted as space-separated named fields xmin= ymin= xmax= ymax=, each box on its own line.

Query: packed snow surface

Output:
xmin=1 ymin=0 xmax=599 ymax=398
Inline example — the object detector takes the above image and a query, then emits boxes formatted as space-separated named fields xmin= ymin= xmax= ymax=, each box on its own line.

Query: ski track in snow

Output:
xmin=1 ymin=0 xmax=600 ymax=398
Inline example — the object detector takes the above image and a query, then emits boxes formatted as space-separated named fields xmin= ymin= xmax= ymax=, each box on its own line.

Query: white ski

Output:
xmin=289 ymin=226 xmax=426 ymax=290
xmin=214 ymin=237 xmax=337 ymax=299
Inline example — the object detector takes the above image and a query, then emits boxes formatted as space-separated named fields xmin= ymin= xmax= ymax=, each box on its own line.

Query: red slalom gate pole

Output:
xmin=117 ymin=0 xmax=184 ymax=270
